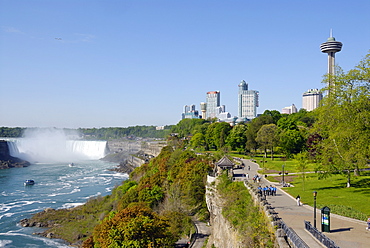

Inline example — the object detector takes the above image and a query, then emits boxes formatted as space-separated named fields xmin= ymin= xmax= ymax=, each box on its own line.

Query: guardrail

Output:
xmin=304 ymin=221 xmax=340 ymax=248
xmin=277 ymin=220 xmax=310 ymax=248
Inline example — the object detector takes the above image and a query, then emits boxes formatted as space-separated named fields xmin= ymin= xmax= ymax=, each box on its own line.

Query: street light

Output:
xmin=282 ymin=163 xmax=285 ymax=186
xmin=313 ymin=191 xmax=317 ymax=228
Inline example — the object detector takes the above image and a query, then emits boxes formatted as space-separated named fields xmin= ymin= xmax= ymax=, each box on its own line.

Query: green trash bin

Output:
xmin=321 ymin=206 xmax=330 ymax=232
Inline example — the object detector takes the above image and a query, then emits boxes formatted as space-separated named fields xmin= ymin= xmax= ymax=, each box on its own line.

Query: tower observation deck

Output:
xmin=320 ymin=31 xmax=342 ymax=76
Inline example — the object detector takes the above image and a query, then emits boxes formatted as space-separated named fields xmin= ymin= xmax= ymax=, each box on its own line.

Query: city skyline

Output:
xmin=1 ymin=1 xmax=369 ymax=128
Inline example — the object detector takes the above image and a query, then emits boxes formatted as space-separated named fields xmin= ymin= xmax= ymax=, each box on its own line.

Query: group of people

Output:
xmin=257 ymin=185 xmax=277 ymax=196
xmin=252 ymin=174 xmax=261 ymax=183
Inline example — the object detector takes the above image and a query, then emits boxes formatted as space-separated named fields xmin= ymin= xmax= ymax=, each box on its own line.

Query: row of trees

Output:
xmin=0 ymin=126 xmax=172 ymax=139
xmin=170 ymin=109 xmax=315 ymax=159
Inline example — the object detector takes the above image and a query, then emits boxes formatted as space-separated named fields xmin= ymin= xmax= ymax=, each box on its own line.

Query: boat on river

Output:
xmin=69 ymin=163 xmax=74 ymax=167
xmin=24 ymin=180 xmax=35 ymax=186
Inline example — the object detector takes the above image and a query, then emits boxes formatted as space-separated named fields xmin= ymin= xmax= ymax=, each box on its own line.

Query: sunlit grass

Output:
xmin=281 ymin=173 xmax=370 ymax=221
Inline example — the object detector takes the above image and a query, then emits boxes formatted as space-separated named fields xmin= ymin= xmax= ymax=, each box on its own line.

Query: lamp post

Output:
xmin=282 ymin=163 xmax=285 ymax=186
xmin=313 ymin=191 xmax=317 ymax=228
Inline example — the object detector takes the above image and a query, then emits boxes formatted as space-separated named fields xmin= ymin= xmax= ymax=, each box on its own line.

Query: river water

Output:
xmin=0 ymin=160 xmax=128 ymax=247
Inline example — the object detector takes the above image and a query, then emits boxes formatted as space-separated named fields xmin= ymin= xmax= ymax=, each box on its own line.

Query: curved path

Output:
xmin=190 ymin=220 xmax=211 ymax=248
xmin=175 ymin=219 xmax=210 ymax=248
xmin=234 ymin=159 xmax=370 ymax=248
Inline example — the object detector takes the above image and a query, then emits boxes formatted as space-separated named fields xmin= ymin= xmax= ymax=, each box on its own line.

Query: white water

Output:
xmin=7 ymin=139 xmax=108 ymax=163
xmin=0 ymin=160 xmax=128 ymax=248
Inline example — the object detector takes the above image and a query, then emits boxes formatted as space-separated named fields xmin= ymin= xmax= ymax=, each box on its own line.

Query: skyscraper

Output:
xmin=302 ymin=89 xmax=322 ymax=111
xmin=206 ymin=91 xmax=220 ymax=119
xmin=238 ymin=80 xmax=259 ymax=120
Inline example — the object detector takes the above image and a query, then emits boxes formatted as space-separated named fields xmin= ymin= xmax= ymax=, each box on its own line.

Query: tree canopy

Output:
xmin=312 ymin=51 xmax=370 ymax=187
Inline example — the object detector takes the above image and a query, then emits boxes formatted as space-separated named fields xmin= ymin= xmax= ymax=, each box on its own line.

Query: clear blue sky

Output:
xmin=1 ymin=1 xmax=369 ymax=128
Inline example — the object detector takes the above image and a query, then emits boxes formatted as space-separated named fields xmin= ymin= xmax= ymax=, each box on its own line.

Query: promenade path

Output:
xmin=234 ymin=159 xmax=370 ymax=248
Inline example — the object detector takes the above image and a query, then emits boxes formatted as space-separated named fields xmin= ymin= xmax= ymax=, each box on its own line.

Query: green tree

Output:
xmin=189 ymin=132 xmax=206 ymax=150
xmin=256 ymin=124 xmax=278 ymax=159
xmin=91 ymin=203 xmax=174 ymax=248
xmin=245 ymin=115 xmax=274 ymax=152
xmin=262 ymin=110 xmax=282 ymax=124
xmin=170 ymin=119 xmax=206 ymax=138
xmin=205 ymin=122 xmax=232 ymax=150
xmin=313 ymin=52 xmax=370 ymax=187
xmin=279 ymin=129 xmax=305 ymax=158
xmin=295 ymin=152 xmax=308 ymax=191
xmin=226 ymin=123 xmax=248 ymax=152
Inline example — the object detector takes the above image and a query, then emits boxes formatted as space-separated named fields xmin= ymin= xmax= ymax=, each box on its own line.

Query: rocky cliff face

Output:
xmin=0 ymin=140 xmax=30 ymax=169
xmin=205 ymin=176 xmax=244 ymax=248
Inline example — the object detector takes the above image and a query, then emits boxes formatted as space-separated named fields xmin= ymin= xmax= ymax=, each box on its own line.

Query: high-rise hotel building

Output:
xmin=302 ymin=89 xmax=322 ymax=111
xmin=238 ymin=80 xmax=259 ymax=120
xmin=206 ymin=91 xmax=220 ymax=119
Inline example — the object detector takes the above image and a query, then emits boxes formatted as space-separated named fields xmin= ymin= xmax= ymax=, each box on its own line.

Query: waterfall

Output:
xmin=66 ymin=140 xmax=108 ymax=160
xmin=6 ymin=139 xmax=108 ymax=163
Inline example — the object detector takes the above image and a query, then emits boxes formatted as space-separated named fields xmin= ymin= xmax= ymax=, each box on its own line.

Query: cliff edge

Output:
xmin=0 ymin=140 xmax=30 ymax=169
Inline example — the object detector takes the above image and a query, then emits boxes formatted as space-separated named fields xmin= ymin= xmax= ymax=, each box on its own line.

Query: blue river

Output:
xmin=0 ymin=160 xmax=128 ymax=247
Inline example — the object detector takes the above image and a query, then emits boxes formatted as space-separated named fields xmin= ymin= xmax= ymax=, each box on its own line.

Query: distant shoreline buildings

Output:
xmin=281 ymin=104 xmax=297 ymax=114
xmin=181 ymin=80 xmax=259 ymax=124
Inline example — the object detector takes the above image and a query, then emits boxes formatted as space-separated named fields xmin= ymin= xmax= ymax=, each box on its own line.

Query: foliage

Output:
xmin=205 ymin=122 xmax=232 ymax=150
xmin=170 ymin=118 xmax=207 ymax=138
xmin=312 ymin=51 xmax=370 ymax=187
xmin=226 ymin=123 xmax=248 ymax=152
xmin=245 ymin=115 xmax=274 ymax=152
xmin=0 ymin=127 xmax=24 ymax=137
xmin=256 ymin=124 xmax=278 ymax=159
xmin=0 ymin=126 xmax=171 ymax=139
xmin=79 ymin=126 xmax=172 ymax=139
xmin=92 ymin=203 xmax=175 ymax=248
xmin=216 ymin=174 xmax=275 ymax=247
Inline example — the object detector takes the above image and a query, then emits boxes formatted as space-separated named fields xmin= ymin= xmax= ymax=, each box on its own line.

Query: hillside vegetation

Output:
xmin=29 ymin=146 xmax=215 ymax=247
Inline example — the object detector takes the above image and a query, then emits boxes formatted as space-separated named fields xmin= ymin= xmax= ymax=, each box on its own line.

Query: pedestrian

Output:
xmin=296 ymin=195 xmax=301 ymax=206
xmin=248 ymin=165 xmax=250 ymax=171
xmin=246 ymin=173 xmax=249 ymax=180
xmin=367 ymin=217 xmax=370 ymax=230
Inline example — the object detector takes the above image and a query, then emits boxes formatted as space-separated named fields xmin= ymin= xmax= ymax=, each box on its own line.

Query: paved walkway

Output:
xmin=234 ymin=159 xmax=370 ymax=248
xmin=175 ymin=219 xmax=210 ymax=248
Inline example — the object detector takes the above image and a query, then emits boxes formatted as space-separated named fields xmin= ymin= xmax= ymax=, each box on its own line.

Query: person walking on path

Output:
xmin=296 ymin=195 xmax=301 ymax=206
xmin=367 ymin=217 xmax=370 ymax=230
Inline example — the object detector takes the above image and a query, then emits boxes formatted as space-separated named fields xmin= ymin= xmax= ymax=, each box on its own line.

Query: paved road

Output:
xmin=235 ymin=158 xmax=370 ymax=248
xmin=191 ymin=220 xmax=211 ymax=248
xmin=175 ymin=219 xmax=210 ymax=248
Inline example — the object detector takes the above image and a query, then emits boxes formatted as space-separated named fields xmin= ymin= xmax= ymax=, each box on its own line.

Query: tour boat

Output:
xmin=24 ymin=180 xmax=35 ymax=186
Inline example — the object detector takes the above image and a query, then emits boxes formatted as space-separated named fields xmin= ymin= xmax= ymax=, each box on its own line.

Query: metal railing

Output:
xmin=304 ymin=221 xmax=340 ymax=248
xmin=278 ymin=220 xmax=310 ymax=248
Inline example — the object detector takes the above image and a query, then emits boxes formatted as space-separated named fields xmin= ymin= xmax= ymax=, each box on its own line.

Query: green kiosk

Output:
xmin=321 ymin=206 xmax=330 ymax=232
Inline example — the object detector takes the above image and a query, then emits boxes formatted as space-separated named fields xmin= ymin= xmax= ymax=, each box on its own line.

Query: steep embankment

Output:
xmin=0 ymin=140 xmax=30 ymax=169
xmin=206 ymin=174 xmax=276 ymax=247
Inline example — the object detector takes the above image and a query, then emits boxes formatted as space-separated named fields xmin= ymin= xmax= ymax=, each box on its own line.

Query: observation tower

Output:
xmin=320 ymin=30 xmax=342 ymax=76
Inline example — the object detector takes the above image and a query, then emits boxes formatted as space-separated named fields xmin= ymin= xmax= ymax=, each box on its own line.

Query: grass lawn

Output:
xmin=276 ymin=172 xmax=370 ymax=221
xmin=254 ymin=156 xmax=317 ymax=174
